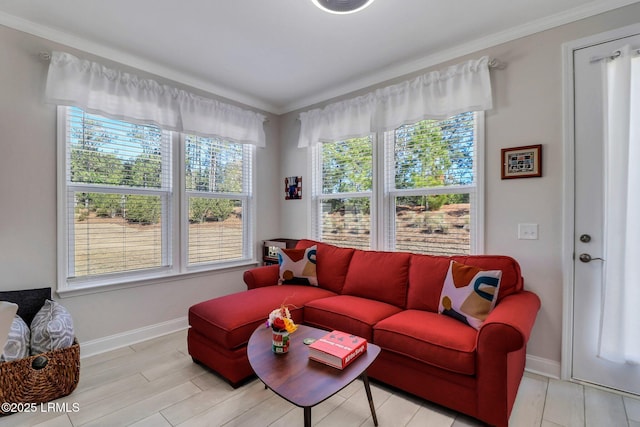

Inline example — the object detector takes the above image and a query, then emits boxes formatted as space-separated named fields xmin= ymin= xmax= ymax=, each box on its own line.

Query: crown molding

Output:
xmin=0 ymin=11 xmax=278 ymax=114
xmin=2 ymin=0 xmax=638 ymax=116
xmin=281 ymin=0 xmax=640 ymax=113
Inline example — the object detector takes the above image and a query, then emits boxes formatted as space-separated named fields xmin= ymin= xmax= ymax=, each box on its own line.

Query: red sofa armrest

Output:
xmin=475 ymin=290 xmax=541 ymax=427
xmin=478 ymin=290 xmax=541 ymax=352
xmin=243 ymin=265 xmax=280 ymax=289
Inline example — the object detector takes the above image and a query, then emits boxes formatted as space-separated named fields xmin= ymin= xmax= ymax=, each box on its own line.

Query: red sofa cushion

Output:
xmin=304 ymin=295 xmax=403 ymax=342
xmin=342 ymin=250 xmax=411 ymax=307
xmin=406 ymin=254 xmax=452 ymax=312
xmin=188 ymin=285 xmax=336 ymax=350
xmin=374 ymin=310 xmax=478 ymax=376
xmin=296 ymin=239 xmax=355 ymax=294
xmin=407 ymin=253 xmax=524 ymax=311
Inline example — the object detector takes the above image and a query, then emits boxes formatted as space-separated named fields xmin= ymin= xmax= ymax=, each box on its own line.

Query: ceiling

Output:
xmin=0 ymin=0 xmax=637 ymax=114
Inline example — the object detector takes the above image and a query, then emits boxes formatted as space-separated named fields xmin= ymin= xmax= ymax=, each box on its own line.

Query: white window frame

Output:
xmin=311 ymin=135 xmax=378 ymax=249
xmin=57 ymin=106 xmax=256 ymax=295
xmin=310 ymin=112 xmax=485 ymax=254
xmin=179 ymin=134 xmax=255 ymax=271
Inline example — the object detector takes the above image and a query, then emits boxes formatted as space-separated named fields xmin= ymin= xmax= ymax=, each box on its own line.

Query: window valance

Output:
xmin=298 ymin=56 xmax=492 ymax=147
xmin=45 ymin=51 xmax=267 ymax=147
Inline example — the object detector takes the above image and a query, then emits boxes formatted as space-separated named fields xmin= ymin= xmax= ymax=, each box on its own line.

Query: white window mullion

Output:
xmin=389 ymin=185 xmax=476 ymax=198
xmin=65 ymin=190 xmax=77 ymax=279
xmin=178 ymin=133 xmax=187 ymax=273
xmin=383 ymin=130 xmax=396 ymax=251
xmin=472 ymin=111 xmax=485 ymax=254
xmin=311 ymin=145 xmax=322 ymax=241
xmin=243 ymin=144 xmax=254 ymax=261
xmin=371 ymin=132 xmax=382 ymax=250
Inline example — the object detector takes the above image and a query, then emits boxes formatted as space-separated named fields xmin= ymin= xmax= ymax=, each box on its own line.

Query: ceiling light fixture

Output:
xmin=311 ymin=0 xmax=376 ymax=15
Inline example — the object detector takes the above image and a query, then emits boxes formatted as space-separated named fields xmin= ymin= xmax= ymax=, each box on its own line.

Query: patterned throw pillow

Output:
xmin=30 ymin=300 xmax=75 ymax=355
xmin=438 ymin=260 xmax=502 ymax=330
xmin=1 ymin=315 xmax=30 ymax=362
xmin=278 ymin=245 xmax=318 ymax=286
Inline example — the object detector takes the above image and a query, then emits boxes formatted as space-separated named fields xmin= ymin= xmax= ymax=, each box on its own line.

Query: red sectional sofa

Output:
xmin=188 ymin=239 xmax=540 ymax=427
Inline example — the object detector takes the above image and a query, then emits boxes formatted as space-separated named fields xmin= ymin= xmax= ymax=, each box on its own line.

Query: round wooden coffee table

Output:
xmin=247 ymin=324 xmax=380 ymax=427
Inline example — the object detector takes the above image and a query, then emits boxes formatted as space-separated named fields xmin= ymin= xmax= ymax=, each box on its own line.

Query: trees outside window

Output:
xmin=314 ymin=136 xmax=373 ymax=250
xmin=60 ymin=107 xmax=254 ymax=289
xmin=313 ymin=112 xmax=481 ymax=255
xmin=184 ymin=135 xmax=251 ymax=265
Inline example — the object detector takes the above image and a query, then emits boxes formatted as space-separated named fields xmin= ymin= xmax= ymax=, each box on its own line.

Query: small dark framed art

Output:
xmin=285 ymin=176 xmax=302 ymax=199
xmin=501 ymin=145 xmax=542 ymax=179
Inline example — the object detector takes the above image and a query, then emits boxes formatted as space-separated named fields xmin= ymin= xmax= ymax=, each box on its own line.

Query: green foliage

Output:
xmin=128 ymin=154 xmax=162 ymax=188
xmin=189 ymin=198 xmax=235 ymax=223
xmin=394 ymin=120 xmax=451 ymax=190
xmin=185 ymin=135 xmax=243 ymax=194
xmin=66 ymin=114 xmax=262 ymax=226
xmin=322 ymin=137 xmax=372 ymax=194
xmin=394 ymin=112 xmax=474 ymax=191
xmin=92 ymin=194 xmax=122 ymax=217
xmin=322 ymin=137 xmax=372 ymax=214
xmin=70 ymin=148 xmax=125 ymax=185
xmin=125 ymin=195 xmax=161 ymax=224
xmin=183 ymin=136 xmax=243 ymax=223
xmin=69 ymin=116 xmax=162 ymax=224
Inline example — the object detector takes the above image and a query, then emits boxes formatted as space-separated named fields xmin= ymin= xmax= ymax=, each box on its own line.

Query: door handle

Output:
xmin=579 ymin=253 xmax=605 ymax=263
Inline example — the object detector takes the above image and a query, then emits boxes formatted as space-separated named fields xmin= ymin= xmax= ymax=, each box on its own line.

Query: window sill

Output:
xmin=56 ymin=260 xmax=259 ymax=299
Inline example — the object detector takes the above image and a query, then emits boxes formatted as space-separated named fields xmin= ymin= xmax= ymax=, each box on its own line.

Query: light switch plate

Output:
xmin=518 ymin=223 xmax=538 ymax=240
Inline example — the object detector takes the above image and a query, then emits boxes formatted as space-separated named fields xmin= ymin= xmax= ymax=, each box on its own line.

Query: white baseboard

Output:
xmin=526 ymin=354 xmax=561 ymax=379
xmin=79 ymin=316 xmax=189 ymax=359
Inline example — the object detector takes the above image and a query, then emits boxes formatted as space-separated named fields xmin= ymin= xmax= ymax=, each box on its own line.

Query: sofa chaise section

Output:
xmin=188 ymin=284 xmax=336 ymax=386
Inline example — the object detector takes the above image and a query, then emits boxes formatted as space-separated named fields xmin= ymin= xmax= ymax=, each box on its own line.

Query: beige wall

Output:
xmin=278 ymin=3 xmax=640 ymax=369
xmin=1 ymin=2 xmax=639 ymax=369
xmin=0 ymin=25 xmax=281 ymax=349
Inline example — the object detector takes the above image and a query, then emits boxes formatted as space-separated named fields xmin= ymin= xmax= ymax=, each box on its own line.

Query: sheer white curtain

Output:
xmin=599 ymin=45 xmax=640 ymax=364
xmin=299 ymin=93 xmax=375 ymax=147
xmin=179 ymin=93 xmax=266 ymax=146
xmin=298 ymin=56 xmax=492 ymax=147
xmin=45 ymin=51 xmax=266 ymax=146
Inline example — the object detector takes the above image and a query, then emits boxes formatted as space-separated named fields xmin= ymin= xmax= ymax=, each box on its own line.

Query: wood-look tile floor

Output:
xmin=2 ymin=330 xmax=639 ymax=427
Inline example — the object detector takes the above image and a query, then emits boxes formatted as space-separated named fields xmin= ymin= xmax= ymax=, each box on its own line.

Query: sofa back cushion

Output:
xmin=342 ymin=250 xmax=411 ymax=307
xmin=296 ymin=239 xmax=355 ymax=294
xmin=406 ymin=254 xmax=453 ymax=312
xmin=407 ymin=254 xmax=523 ymax=311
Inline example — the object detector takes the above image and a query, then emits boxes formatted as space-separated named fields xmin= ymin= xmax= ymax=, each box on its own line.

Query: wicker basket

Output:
xmin=0 ymin=339 xmax=80 ymax=415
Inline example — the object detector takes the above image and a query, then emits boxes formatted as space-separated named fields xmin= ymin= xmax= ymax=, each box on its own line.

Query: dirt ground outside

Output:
xmin=321 ymin=203 xmax=470 ymax=255
xmin=73 ymin=214 xmax=244 ymax=276
xmin=73 ymin=203 xmax=469 ymax=276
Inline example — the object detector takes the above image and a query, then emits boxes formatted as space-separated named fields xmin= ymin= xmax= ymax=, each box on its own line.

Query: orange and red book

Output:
xmin=308 ymin=330 xmax=367 ymax=369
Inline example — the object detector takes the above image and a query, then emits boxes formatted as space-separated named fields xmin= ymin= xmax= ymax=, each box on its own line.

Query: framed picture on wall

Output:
xmin=501 ymin=144 xmax=542 ymax=179
xmin=285 ymin=176 xmax=302 ymax=199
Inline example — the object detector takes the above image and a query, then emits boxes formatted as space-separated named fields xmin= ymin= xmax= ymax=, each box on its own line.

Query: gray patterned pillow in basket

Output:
xmin=30 ymin=300 xmax=75 ymax=355
xmin=1 ymin=315 xmax=30 ymax=362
